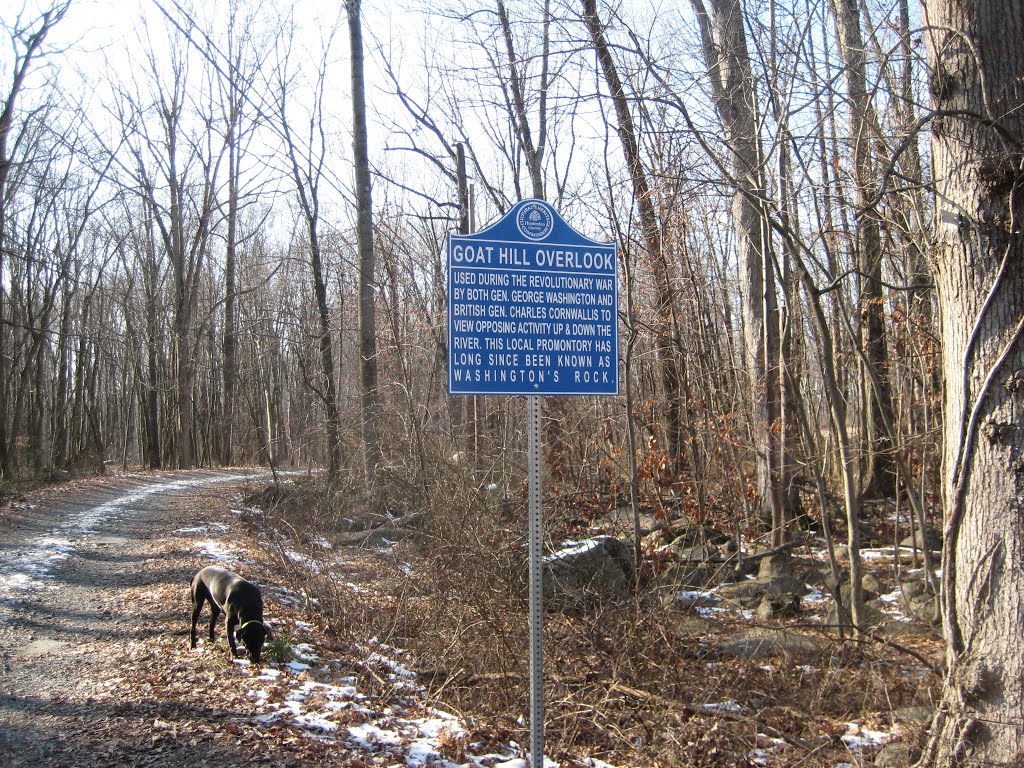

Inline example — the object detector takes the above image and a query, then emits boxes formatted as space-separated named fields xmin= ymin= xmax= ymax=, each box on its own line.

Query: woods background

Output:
xmin=0 ymin=0 xmax=941 ymax=528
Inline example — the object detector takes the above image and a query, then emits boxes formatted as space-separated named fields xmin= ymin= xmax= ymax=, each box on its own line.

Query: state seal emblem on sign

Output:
xmin=516 ymin=201 xmax=554 ymax=241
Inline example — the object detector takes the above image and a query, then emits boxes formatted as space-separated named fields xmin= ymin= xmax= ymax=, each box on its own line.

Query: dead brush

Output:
xmin=396 ymin=468 xmax=531 ymax=716
xmin=244 ymin=466 xmax=941 ymax=766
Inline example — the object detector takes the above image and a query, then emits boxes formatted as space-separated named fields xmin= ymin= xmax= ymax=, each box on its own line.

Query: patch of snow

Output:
xmin=293 ymin=643 xmax=320 ymax=662
xmin=0 ymin=471 xmax=274 ymax=600
xmin=0 ymin=537 xmax=75 ymax=596
xmin=704 ymin=700 xmax=742 ymax=713
xmin=68 ymin=472 xmax=265 ymax=535
xmin=841 ymin=722 xmax=893 ymax=750
xmin=489 ymin=758 xmax=560 ymax=768
xmin=544 ymin=538 xmax=600 ymax=562
xmin=194 ymin=539 xmax=238 ymax=561
xmin=173 ymin=523 xmax=227 ymax=534
xmin=697 ymin=605 xmax=754 ymax=621
xmin=243 ymin=634 xmax=588 ymax=768
xmin=803 ymin=587 xmax=827 ymax=602
xmin=748 ymin=734 xmax=787 ymax=766
xmin=676 ymin=590 xmax=721 ymax=605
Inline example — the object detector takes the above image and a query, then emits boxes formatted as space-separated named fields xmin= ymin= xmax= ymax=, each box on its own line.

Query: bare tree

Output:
xmin=689 ymin=0 xmax=788 ymax=539
xmin=829 ymin=0 xmax=897 ymax=501
xmin=273 ymin=17 xmax=344 ymax=480
xmin=0 ymin=1 xmax=69 ymax=474
xmin=347 ymin=0 xmax=381 ymax=485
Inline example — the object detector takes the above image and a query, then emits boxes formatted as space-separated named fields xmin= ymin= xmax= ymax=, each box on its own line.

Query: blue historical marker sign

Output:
xmin=448 ymin=199 xmax=618 ymax=396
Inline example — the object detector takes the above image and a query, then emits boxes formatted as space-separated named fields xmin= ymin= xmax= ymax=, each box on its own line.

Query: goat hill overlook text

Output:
xmin=450 ymin=243 xmax=616 ymax=271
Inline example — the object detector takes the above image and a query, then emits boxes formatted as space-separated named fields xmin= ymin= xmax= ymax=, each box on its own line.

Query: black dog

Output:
xmin=189 ymin=566 xmax=272 ymax=663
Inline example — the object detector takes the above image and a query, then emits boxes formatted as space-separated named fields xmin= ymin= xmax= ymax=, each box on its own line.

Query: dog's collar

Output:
xmin=237 ymin=620 xmax=264 ymax=631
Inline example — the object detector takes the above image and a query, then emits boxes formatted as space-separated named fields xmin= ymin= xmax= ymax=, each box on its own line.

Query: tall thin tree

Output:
xmin=347 ymin=0 xmax=381 ymax=485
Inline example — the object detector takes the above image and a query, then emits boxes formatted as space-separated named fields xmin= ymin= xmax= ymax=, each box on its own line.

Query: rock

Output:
xmin=665 ymin=589 xmax=721 ymax=612
xmin=662 ymin=564 xmax=713 ymax=591
xmin=717 ymin=551 xmax=807 ymax=609
xmin=672 ymin=614 xmax=713 ymax=634
xmin=543 ymin=536 xmax=635 ymax=608
xmin=908 ymin=592 xmax=939 ymax=623
xmin=827 ymin=597 xmax=884 ymax=627
xmin=670 ymin=524 xmax=730 ymax=548
xmin=718 ymin=577 xmax=804 ymax=609
xmin=717 ymin=578 xmax=772 ymax=607
xmin=597 ymin=506 xmax=664 ymax=536
xmin=757 ymin=551 xmax=793 ymax=581
xmin=718 ymin=629 xmax=822 ymax=659
xmin=673 ymin=543 xmax=713 ymax=562
xmin=756 ymin=593 xmax=801 ymax=621
xmin=900 ymin=527 xmax=942 ymax=551
xmin=899 ymin=577 xmax=930 ymax=600
xmin=872 ymin=742 xmax=918 ymax=767
xmin=335 ymin=527 xmax=408 ymax=549
xmin=892 ymin=706 xmax=933 ymax=724
xmin=861 ymin=572 xmax=883 ymax=598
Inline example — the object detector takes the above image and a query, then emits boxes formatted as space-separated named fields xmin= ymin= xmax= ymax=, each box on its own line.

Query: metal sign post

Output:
xmin=527 ymin=395 xmax=544 ymax=768
xmin=447 ymin=199 xmax=618 ymax=768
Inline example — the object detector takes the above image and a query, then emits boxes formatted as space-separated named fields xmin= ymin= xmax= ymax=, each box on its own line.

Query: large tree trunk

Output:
xmin=918 ymin=1 xmax=1024 ymax=764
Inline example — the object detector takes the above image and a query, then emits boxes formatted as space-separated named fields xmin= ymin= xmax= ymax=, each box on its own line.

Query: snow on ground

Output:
xmin=0 ymin=537 xmax=76 ymax=595
xmin=840 ymin=722 xmax=893 ymax=751
xmin=0 ymin=472 xmax=268 ymax=605
xmin=193 ymin=539 xmax=241 ymax=562
xmin=237 ymin=636 xmax=550 ymax=767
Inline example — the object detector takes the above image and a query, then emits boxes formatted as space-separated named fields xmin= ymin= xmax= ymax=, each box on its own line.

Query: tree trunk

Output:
xmin=917 ymin=1 xmax=1024 ymax=764
xmin=830 ymin=0 xmax=897 ymax=500
xmin=348 ymin=0 xmax=381 ymax=485
xmin=222 ymin=100 xmax=239 ymax=467
xmin=690 ymin=0 xmax=783 ymax=533
xmin=582 ymin=0 xmax=685 ymax=479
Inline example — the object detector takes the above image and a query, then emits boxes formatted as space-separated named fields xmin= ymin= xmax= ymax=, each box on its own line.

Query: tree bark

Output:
xmin=917 ymin=1 xmax=1024 ymax=764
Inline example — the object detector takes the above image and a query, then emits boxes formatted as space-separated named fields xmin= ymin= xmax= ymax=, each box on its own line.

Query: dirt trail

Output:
xmin=0 ymin=470 xmax=356 ymax=768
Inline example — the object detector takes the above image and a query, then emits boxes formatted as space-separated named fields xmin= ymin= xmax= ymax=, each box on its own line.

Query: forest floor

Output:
xmin=0 ymin=469 xmax=943 ymax=767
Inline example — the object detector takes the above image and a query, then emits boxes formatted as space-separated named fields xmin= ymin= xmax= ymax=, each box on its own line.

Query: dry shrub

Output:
xmin=247 ymin=466 xmax=940 ymax=767
xmin=393 ymin=461 xmax=532 ymax=716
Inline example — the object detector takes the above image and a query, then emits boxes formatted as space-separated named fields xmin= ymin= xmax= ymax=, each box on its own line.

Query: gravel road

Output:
xmin=0 ymin=470 xmax=293 ymax=767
